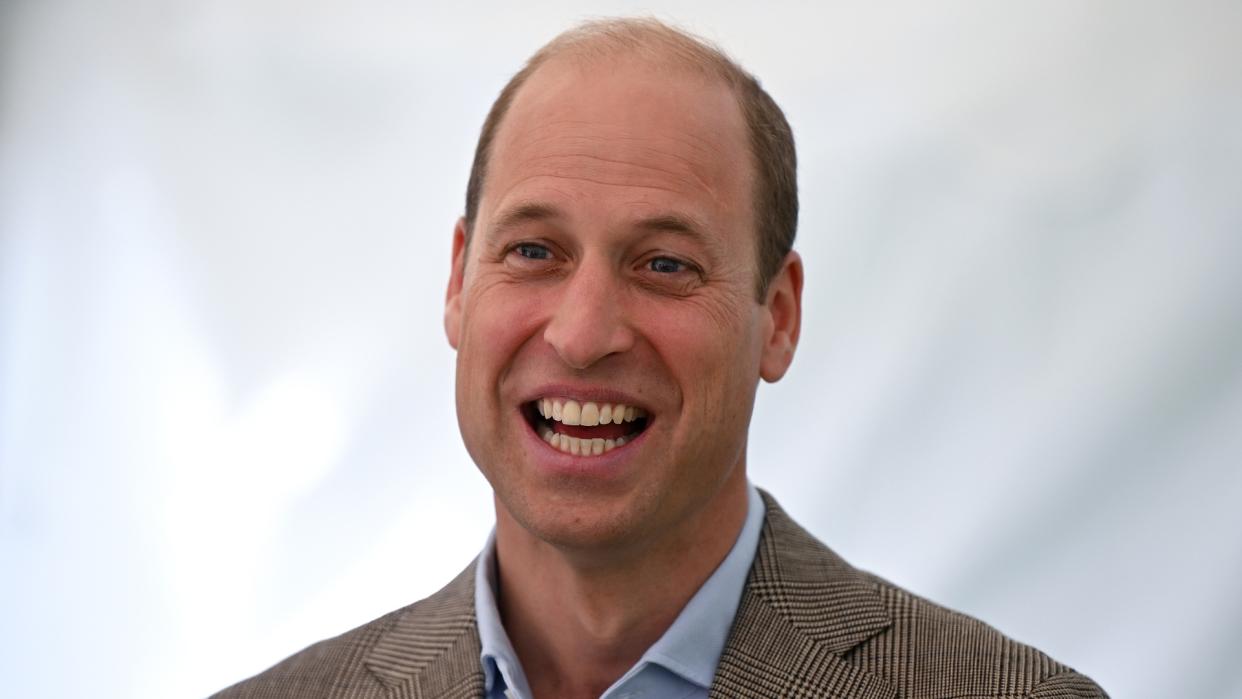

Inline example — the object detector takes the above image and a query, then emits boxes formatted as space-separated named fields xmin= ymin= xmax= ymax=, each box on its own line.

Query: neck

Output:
xmin=493 ymin=472 xmax=749 ymax=699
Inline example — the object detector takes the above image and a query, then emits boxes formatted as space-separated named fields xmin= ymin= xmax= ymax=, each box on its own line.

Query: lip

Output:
xmin=518 ymin=383 xmax=653 ymax=412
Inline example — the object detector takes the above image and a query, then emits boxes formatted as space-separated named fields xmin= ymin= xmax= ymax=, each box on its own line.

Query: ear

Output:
xmin=444 ymin=218 xmax=468 ymax=350
xmin=759 ymin=251 xmax=803 ymax=383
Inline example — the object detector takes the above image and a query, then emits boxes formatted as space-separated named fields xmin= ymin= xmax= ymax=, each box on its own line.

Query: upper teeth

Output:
xmin=538 ymin=399 xmax=646 ymax=426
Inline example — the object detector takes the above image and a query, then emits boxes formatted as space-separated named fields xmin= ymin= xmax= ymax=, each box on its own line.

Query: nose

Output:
xmin=543 ymin=258 xmax=635 ymax=370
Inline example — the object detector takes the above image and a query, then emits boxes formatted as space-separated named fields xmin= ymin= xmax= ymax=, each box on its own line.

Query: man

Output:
xmin=215 ymin=18 xmax=1106 ymax=699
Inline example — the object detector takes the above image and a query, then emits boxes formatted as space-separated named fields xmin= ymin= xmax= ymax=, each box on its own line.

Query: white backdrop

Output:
xmin=2 ymin=1 xmax=1240 ymax=697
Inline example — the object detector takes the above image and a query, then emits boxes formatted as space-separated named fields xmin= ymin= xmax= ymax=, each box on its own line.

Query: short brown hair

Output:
xmin=463 ymin=18 xmax=798 ymax=300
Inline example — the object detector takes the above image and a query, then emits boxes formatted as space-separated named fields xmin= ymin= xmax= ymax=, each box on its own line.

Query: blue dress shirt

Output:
xmin=474 ymin=485 xmax=765 ymax=699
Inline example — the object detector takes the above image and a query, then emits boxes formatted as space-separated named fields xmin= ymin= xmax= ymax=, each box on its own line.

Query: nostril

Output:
xmin=542 ymin=295 xmax=636 ymax=370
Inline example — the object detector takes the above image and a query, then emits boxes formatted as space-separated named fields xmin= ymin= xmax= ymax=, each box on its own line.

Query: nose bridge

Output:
xmin=544 ymin=253 xmax=633 ymax=369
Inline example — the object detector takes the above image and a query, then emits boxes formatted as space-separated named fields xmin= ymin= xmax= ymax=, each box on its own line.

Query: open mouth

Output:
xmin=523 ymin=398 xmax=650 ymax=456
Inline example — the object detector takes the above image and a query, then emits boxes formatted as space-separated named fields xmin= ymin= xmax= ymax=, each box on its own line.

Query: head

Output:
xmin=444 ymin=18 xmax=803 ymax=558
xmin=465 ymin=18 xmax=798 ymax=302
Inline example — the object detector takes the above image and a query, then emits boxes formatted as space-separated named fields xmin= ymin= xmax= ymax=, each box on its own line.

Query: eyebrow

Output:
xmin=488 ymin=202 xmax=563 ymax=240
xmin=631 ymin=213 xmax=711 ymax=245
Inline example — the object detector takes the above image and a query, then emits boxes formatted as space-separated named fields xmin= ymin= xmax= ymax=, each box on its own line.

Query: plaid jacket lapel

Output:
xmin=363 ymin=563 xmax=486 ymax=699
xmin=709 ymin=492 xmax=898 ymax=699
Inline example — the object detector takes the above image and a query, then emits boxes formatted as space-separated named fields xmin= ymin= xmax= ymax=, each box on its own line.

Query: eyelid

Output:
xmin=504 ymin=240 xmax=556 ymax=259
xmin=644 ymin=253 xmax=701 ymax=274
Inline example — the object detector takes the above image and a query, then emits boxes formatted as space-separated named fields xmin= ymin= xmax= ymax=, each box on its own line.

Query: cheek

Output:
xmin=457 ymin=280 xmax=554 ymax=388
xmin=646 ymin=299 xmax=763 ymax=415
xmin=455 ymin=284 xmax=548 ymax=466
xmin=461 ymin=276 xmax=541 ymax=346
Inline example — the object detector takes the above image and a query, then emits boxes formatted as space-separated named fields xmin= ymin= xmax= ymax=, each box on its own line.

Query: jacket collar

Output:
xmin=708 ymin=491 xmax=897 ymax=698
xmin=363 ymin=562 xmax=485 ymax=698
xmin=361 ymin=490 xmax=895 ymax=699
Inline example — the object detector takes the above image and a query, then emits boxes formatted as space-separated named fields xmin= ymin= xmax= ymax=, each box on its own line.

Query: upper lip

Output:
xmin=519 ymin=384 xmax=653 ymax=412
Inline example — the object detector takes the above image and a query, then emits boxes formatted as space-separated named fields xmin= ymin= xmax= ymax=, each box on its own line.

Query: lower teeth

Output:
xmin=542 ymin=429 xmax=628 ymax=456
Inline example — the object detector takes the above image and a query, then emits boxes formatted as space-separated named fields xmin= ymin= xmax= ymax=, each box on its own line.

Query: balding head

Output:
xmin=463 ymin=18 xmax=798 ymax=300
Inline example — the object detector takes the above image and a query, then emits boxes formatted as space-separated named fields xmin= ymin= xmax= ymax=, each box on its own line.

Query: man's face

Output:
xmin=445 ymin=56 xmax=799 ymax=554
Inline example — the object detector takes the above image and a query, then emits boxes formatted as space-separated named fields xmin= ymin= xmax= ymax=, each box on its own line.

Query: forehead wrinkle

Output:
xmin=503 ymin=171 xmax=704 ymax=203
xmin=517 ymin=121 xmax=722 ymax=162
xmin=495 ymin=150 xmax=726 ymax=216
xmin=520 ymin=123 xmax=721 ymax=164
xmin=535 ymin=151 xmax=716 ymax=197
xmin=500 ymin=121 xmax=729 ymax=204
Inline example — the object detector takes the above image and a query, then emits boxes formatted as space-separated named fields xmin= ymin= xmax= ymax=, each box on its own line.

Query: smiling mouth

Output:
xmin=524 ymin=398 xmax=650 ymax=456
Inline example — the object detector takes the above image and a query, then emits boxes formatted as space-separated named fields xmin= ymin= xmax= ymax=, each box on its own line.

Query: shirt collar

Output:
xmin=475 ymin=484 xmax=766 ymax=697
xmin=625 ymin=484 xmax=765 ymax=688
xmin=475 ymin=528 xmax=533 ymax=698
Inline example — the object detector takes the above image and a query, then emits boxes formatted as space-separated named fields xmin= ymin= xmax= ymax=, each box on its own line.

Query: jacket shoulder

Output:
xmin=209 ymin=562 xmax=479 ymax=699
xmin=852 ymin=569 xmax=1108 ymax=699
xmin=208 ymin=604 xmax=408 ymax=699
xmin=754 ymin=491 xmax=1107 ymax=698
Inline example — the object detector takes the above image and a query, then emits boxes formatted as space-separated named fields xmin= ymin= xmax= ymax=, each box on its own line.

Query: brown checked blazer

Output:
xmin=212 ymin=492 xmax=1107 ymax=698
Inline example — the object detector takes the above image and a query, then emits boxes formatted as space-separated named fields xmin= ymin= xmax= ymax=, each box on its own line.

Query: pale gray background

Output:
xmin=2 ymin=1 xmax=1240 ymax=697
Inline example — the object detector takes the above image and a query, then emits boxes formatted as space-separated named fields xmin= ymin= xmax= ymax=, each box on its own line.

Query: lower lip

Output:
xmin=519 ymin=409 xmax=649 ymax=476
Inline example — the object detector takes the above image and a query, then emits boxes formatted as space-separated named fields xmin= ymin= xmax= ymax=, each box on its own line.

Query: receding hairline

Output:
xmin=463 ymin=17 xmax=799 ymax=300
xmin=522 ymin=18 xmax=746 ymax=85
xmin=468 ymin=19 xmax=756 ymax=238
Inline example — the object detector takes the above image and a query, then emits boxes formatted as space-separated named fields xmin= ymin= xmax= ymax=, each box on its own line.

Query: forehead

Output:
xmin=481 ymin=55 xmax=753 ymax=234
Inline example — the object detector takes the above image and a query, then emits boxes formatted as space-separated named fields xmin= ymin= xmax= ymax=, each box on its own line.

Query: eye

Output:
xmin=514 ymin=243 xmax=552 ymax=260
xmin=648 ymin=256 xmax=687 ymax=274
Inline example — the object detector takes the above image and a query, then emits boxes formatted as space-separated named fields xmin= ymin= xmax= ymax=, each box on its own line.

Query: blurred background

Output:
xmin=2 ymin=0 xmax=1240 ymax=696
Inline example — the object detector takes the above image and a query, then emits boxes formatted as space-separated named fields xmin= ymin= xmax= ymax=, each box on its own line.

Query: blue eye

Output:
xmin=649 ymin=257 xmax=685 ymax=274
xmin=515 ymin=244 xmax=551 ymax=260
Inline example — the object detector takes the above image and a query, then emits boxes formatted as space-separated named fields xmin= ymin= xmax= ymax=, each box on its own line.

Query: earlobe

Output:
xmin=444 ymin=219 xmax=468 ymax=350
xmin=759 ymin=251 xmax=803 ymax=383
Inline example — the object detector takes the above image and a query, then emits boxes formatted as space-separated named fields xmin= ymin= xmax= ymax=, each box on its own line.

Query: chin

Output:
xmin=499 ymin=483 xmax=662 ymax=553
